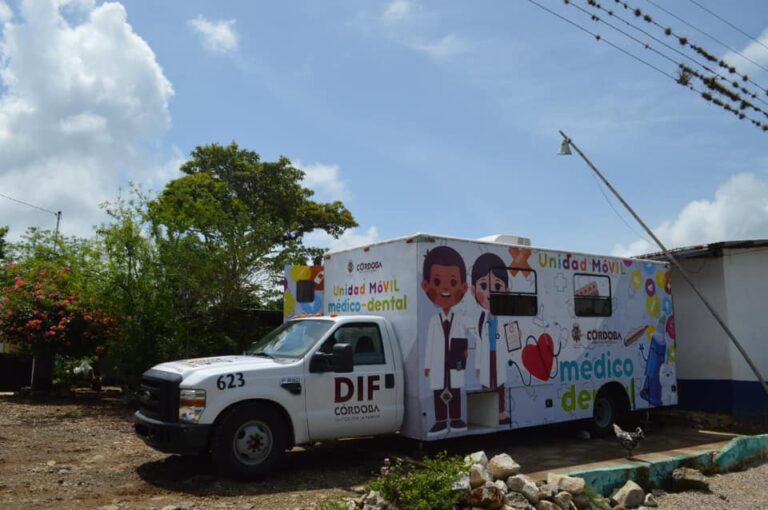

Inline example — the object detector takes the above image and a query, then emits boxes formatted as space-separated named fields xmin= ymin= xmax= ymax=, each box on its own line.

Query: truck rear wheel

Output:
xmin=591 ymin=385 xmax=629 ymax=437
xmin=211 ymin=402 xmax=288 ymax=480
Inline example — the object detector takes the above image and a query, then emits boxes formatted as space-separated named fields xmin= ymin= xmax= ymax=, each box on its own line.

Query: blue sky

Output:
xmin=1 ymin=0 xmax=767 ymax=257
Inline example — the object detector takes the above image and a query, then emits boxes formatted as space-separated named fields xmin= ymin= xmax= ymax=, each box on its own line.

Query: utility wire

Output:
xmin=524 ymin=0 xmax=768 ymax=132
xmin=612 ymin=0 xmax=768 ymax=98
xmin=647 ymin=0 xmax=768 ymax=74
xmin=586 ymin=164 xmax=655 ymax=247
xmin=0 ymin=192 xmax=58 ymax=216
xmin=579 ymin=0 xmax=768 ymax=111
xmin=686 ymin=0 xmax=768 ymax=53
xmin=525 ymin=0 xmax=676 ymax=80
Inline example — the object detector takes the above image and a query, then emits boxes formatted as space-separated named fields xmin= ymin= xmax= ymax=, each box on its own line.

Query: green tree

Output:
xmin=95 ymin=189 xmax=177 ymax=385
xmin=0 ymin=226 xmax=8 ymax=260
xmin=146 ymin=143 xmax=357 ymax=356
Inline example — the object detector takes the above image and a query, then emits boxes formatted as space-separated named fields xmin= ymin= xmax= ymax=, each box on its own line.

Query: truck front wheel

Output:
xmin=211 ymin=402 xmax=288 ymax=479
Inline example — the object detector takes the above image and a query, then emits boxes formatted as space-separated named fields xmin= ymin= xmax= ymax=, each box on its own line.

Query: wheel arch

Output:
xmin=213 ymin=399 xmax=295 ymax=449
xmin=597 ymin=380 xmax=631 ymax=414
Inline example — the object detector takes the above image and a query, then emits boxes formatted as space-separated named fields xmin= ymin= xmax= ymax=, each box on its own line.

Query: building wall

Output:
xmin=672 ymin=247 xmax=768 ymax=417
xmin=722 ymin=247 xmax=768 ymax=382
xmin=673 ymin=256 xmax=730 ymax=380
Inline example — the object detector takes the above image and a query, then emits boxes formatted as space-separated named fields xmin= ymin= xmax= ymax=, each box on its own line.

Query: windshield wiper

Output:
xmin=249 ymin=351 xmax=275 ymax=359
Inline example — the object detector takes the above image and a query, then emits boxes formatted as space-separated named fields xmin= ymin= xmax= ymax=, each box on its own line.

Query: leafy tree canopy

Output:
xmin=148 ymin=142 xmax=357 ymax=309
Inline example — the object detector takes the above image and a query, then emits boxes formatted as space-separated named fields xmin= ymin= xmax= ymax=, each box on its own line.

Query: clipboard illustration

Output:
xmin=504 ymin=321 xmax=522 ymax=352
xmin=448 ymin=337 xmax=468 ymax=370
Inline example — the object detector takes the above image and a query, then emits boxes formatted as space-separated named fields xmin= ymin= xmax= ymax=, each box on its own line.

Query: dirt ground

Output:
xmin=0 ymin=391 xmax=765 ymax=510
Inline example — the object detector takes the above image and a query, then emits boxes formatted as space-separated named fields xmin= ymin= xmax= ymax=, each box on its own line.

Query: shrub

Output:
xmin=317 ymin=499 xmax=349 ymax=510
xmin=369 ymin=452 xmax=466 ymax=510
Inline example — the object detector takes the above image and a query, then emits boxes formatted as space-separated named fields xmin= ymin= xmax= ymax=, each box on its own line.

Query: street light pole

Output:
xmin=558 ymin=130 xmax=768 ymax=398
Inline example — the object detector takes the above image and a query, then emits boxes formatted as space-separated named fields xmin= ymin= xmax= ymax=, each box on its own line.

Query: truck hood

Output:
xmin=152 ymin=355 xmax=289 ymax=380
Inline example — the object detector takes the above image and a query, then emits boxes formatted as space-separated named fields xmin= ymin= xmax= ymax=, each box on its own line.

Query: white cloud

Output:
xmin=722 ymin=27 xmax=768 ymax=76
xmin=305 ymin=226 xmax=380 ymax=252
xmin=612 ymin=173 xmax=768 ymax=257
xmin=0 ymin=0 xmax=174 ymax=238
xmin=411 ymin=34 xmax=469 ymax=59
xmin=293 ymin=160 xmax=349 ymax=201
xmin=383 ymin=0 xmax=414 ymax=24
xmin=188 ymin=15 xmax=238 ymax=54
xmin=0 ymin=1 xmax=12 ymax=23
xmin=376 ymin=0 xmax=469 ymax=60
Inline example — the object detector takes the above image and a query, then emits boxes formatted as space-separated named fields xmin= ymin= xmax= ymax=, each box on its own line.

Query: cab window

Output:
xmin=329 ymin=323 xmax=386 ymax=365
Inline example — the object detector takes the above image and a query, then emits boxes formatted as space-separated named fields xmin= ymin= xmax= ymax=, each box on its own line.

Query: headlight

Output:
xmin=179 ymin=389 xmax=206 ymax=423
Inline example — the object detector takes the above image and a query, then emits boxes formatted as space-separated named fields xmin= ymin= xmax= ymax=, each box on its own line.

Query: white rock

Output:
xmin=488 ymin=454 xmax=522 ymax=480
xmin=452 ymin=473 xmax=471 ymax=492
xmin=493 ymin=480 xmax=509 ymax=494
xmin=465 ymin=450 xmax=489 ymax=466
xmin=643 ymin=493 xmax=658 ymax=507
xmin=362 ymin=490 xmax=386 ymax=507
xmin=504 ymin=491 xmax=534 ymax=509
xmin=611 ymin=480 xmax=645 ymax=509
xmin=470 ymin=463 xmax=493 ymax=488
xmin=507 ymin=474 xmax=540 ymax=503
xmin=547 ymin=473 xmax=586 ymax=495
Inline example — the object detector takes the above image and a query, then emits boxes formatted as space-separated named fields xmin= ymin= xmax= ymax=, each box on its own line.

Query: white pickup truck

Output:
xmin=134 ymin=315 xmax=405 ymax=479
xmin=135 ymin=233 xmax=676 ymax=479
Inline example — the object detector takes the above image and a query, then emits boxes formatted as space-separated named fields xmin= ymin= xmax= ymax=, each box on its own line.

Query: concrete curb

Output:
xmin=565 ymin=434 xmax=768 ymax=495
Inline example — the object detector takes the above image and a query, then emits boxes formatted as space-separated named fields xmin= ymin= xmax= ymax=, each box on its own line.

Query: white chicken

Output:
xmin=613 ymin=423 xmax=644 ymax=459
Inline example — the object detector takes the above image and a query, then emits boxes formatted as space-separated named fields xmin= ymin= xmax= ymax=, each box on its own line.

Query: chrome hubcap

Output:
xmin=233 ymin=420 xmax=273 ymax=465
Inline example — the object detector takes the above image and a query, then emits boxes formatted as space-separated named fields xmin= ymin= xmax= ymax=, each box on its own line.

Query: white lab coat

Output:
xmin=475 ymin=314 xmax=514 ymax=388
xmin=424 ymin=311 xmax=468 ymax=390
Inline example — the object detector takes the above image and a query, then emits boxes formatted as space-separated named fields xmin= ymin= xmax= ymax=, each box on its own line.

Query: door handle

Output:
xmin=280 ymin=381 xmax=302 ymax=395
xmin=385 ymin=373 xmax=395 ymax=389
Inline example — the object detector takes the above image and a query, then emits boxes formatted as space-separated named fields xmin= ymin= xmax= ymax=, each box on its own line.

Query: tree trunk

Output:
xmin=31 ymin=348 xmax=55 ymax=392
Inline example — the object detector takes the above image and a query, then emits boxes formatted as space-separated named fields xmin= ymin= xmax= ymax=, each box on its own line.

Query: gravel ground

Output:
xmin=655 ymin=461 xmax=768 ymax=510
xmin=1 ymin=391 xmax=765 ymax=510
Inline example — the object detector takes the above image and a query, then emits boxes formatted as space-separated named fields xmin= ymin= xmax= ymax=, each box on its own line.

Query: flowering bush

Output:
xmin=0 ymin=264 xmax=117 ymax=356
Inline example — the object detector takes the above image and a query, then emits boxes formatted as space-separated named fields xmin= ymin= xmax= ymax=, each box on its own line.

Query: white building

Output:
xmin=648 ymin=240 xmax=768 ymax=417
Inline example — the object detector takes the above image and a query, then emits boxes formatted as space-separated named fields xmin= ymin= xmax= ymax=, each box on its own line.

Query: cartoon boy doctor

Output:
xmin=422 ymin=246 xmax=470 ymax=435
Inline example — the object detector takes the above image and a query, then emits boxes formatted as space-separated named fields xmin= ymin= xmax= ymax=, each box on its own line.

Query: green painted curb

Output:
xmin=565 ymin=434 xmax=768 ymax=495
xmin=713 ymin=434 xmax=768 ymax=471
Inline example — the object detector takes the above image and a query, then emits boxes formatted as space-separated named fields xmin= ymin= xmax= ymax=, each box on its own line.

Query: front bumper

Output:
xmin=134 ymin=410 xmax=211 ymax=455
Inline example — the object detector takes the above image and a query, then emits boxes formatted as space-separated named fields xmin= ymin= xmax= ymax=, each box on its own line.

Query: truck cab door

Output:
xmin=304 ymin=321 xmax=399 ymax=441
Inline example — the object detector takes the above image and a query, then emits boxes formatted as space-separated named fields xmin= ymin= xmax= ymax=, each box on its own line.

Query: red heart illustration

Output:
xmin=522 ymin=333 xmax=554 ymax=381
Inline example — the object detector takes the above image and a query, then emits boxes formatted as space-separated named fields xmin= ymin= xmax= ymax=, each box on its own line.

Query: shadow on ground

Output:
xmin=135 ymin=411 xmax=743 ymax=496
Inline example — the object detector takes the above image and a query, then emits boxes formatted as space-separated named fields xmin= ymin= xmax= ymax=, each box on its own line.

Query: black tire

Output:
xmin=211 ymin=402 xmax=288 ymax=480
xmin=591 ymin=386 xmax=628 ymax=437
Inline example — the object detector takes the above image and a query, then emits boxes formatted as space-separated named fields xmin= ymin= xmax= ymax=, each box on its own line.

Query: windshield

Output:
xmin=245 ymin=319 xmax=334 ymax=359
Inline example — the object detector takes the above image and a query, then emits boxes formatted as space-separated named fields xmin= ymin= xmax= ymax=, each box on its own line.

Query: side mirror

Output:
xmin=309 ymin=352 xmax=332 ymax=373
xmin=332 ymin=343 xmax=353 ymax=373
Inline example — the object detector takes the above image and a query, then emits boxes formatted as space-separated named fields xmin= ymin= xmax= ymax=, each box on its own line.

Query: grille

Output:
xmin=138 ymin=368 xmax=182 ymax=422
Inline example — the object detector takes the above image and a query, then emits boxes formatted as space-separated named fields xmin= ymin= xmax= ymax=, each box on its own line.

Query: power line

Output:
xmin=0 ymin=192 xmax=58 ymax=216
xmin=525 ymin=0 xmax=677 ymax=80
xmin=612 ymin=0 xmax=768 ymax=95
xmin=580 ymin=0 xmax=768 ymax=111
xmin=686 ymin=0 xmax=768 ymax=53
xmin=572 ymin=0 xmax=768 ymax=119
xmin=646 ymin=0 xmax=768 ymax=74
xmin=524 ymin=0 xmax=768 ymax=132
